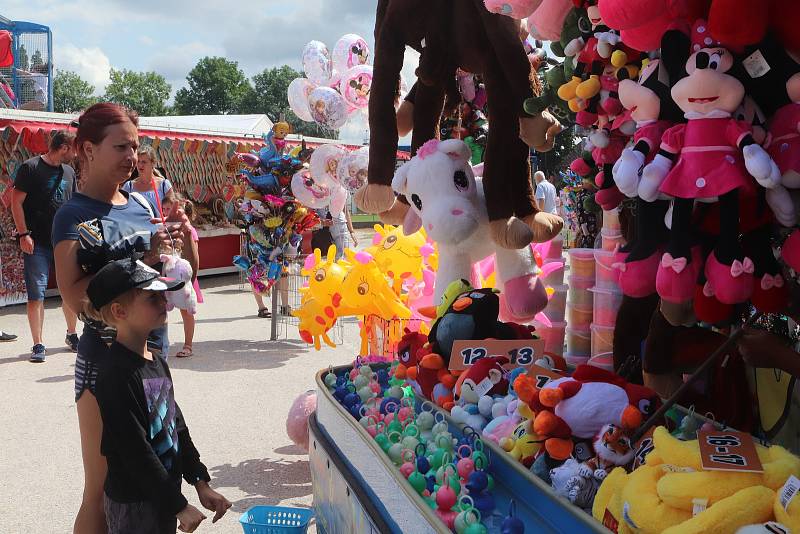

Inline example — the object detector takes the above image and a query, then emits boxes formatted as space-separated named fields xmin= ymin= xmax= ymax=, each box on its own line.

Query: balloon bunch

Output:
xmin=324 ymin=361 xmax=526 ymax=533
xmin=288 ymin=34 xmax=374 ymax=131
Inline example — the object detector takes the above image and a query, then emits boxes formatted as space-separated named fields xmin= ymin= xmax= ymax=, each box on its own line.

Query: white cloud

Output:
xmin=148 ymin=41 xmax=224 ymax=95
xmin=55 ymin=43 xmax=111 ymax=92
xmin=138 ymin=36 xmax=155 ymax=47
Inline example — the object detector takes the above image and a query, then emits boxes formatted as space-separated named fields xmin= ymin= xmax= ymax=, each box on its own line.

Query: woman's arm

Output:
xmin=54 ymin=240 xmax=92 ymax=316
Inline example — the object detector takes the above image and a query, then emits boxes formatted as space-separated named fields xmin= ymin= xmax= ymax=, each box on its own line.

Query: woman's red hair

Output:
xmin=73 ymin=102 xmax=139 ymax=161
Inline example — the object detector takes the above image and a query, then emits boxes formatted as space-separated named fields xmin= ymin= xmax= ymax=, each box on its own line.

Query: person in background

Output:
xmin=16 ymin=63 xmax=49 ymax=111
xmin=121 ymin=145 xmax=174 ymax=217
xmin=163 ymin=195 xmax=202 ymax=358
xmin=575 ymin=177 xmax=600 ymax=248
xmin=0 ymin=330 xmax=17 ymax=341
xmin=11 ymin=129 xmax=79 ymax=361
xmin=534 ymin=170 xmax=558 ymax=215
xmin=85 ymin=259 xmax=230 ymax=533
xmin=52 ymin=103 xmax=194 ymax=534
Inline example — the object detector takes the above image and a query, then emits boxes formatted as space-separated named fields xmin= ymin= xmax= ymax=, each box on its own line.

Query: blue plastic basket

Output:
xmin=239 ymin=505 xmax=314 ymax=534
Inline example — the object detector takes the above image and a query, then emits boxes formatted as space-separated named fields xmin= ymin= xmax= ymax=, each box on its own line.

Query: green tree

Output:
xmin=31 ymin=49 xmax=44 ymax=69
xmin=17 ymin=45 xmax=29 ymax=71
xmin=103 ymin=68 xmax=171 ymax=116
xmin=239 ymin=65 xmax=333 ymax=138
xmin=53 ymin=69 xmax=97 ymax=113
xmin=534 ymin=126 xmax=580 ymax=178
xmin=173 ymin=57 xmax=251 ymax=115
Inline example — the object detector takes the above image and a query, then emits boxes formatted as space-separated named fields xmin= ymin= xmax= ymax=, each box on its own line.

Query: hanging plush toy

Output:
xmin=160 ymin=254 xmax=197 ymax=315
xmin=613 ymin=31 xmax=691 ymax=298
xmin=392 ymin=139 xmax=548 ymax=322
xmin=358 ymin=0 xmax=563 ymax=250
xmin=639 ymin=21 xmax=781 ymax=306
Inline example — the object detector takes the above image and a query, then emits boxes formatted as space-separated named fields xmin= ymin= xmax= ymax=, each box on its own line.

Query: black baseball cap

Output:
xmin=88 ymin=258 xmax=184 ymax=310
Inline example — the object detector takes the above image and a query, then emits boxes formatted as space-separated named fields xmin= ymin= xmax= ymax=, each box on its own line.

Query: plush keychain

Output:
xmin=640 ymin=21 xmax=781 ymax=306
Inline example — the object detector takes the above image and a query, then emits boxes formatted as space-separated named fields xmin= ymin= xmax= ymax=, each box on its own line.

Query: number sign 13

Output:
xmin=448 ymin=338 xmax=546 ymax=371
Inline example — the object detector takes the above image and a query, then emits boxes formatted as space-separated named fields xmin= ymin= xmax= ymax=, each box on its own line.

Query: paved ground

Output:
xmin=0 ymin=270 xmax=363 ymax=533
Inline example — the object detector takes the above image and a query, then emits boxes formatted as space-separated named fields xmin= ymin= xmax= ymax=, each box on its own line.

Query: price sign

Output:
xmin=448 ymin=338 xmax=546 ymax=371
xmin=631 ymin=427 xmax=656 ymax=470
xmin=697 ymin=430 xmax=763 ymax=473
xmin=526 ymin=363 xmax=565 ymax=389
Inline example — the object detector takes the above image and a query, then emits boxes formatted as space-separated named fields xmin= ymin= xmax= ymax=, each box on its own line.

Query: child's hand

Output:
xmin=196 ymin=480 xmax=232 ymax=523
xmin=176 ymin=504 xmax=206 ymax=532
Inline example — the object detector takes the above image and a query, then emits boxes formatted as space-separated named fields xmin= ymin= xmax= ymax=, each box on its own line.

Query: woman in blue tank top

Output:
xmin=52 ymin=103 xmax=196 ymax=533
xmin=120 ymin=145 xmax=174 ymax=216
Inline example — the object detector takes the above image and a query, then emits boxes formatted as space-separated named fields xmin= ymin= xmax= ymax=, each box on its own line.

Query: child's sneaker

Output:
xmin=30 ymin=344 xmax=46 ymax=363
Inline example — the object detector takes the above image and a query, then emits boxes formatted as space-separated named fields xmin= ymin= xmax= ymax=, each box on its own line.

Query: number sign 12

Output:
xmin=449 ymin=339 xmax=546 ymax=371
xmin=697 ymin=430 xmax=763 ymax=473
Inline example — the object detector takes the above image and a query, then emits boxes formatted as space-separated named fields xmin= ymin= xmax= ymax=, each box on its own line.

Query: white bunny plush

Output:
xmin=392 ymin=138 xmax=547 ymax=322
xmin=160 ymin=253 xmax=197 ymax=315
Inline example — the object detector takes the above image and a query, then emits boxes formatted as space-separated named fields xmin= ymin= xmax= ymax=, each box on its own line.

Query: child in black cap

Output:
xmin=86 ymin=258 xmax=230 ymax=534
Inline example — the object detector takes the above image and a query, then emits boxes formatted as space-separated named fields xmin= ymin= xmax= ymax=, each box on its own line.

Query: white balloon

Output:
xmin=332 ymin=34 xmax=370 ymax=75
xmin=337 ymin=147 xmax=370 ymax=194
xmin=340 ymin=65 xmax=373 ymax=109
xmin=291 ymin=168 xmax=333 ymax=209
xmin=310 ymin=144 xmax=347 ymax=187
xmin=287 ymin=78 xmax=316 ymax=123
xmin=307 ymin=86 xmax=349 ymax=130
xmin=302 ymin=40 xmax=332 ymax=86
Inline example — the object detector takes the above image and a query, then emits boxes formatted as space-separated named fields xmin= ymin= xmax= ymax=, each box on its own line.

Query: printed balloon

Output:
xmin=287 ymin=78 xmax=315 ymax=122
xmin=307 ymin=86 xmax=349 ymax=130
xmin=332 ymin=34 xmax=370 ymax=75
xmin=302 ymin=40 xmax=333 ymax=85
xmin=337 ymin=146 xmax=369 ymax=193
xmin=340 ymin=65 xmax=373 ymax=109
xmin=291 ymin=168 xmax=333 ymax=209
xmin=310 ymin=144 xmax=347 ymax=187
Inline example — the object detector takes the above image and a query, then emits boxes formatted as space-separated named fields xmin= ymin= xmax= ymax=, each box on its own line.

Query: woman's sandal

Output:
xmin=258 ymin=307 xmax=271 ymax=318
xmin=176 ymin=345 xmax=193 ymax=358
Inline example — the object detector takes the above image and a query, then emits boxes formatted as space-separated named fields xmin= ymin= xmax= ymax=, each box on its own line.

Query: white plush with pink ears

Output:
xmin=391 ymin=138 xmax=547 ymax=322
xmin=160 ymin=254 xmax=197 ymax=315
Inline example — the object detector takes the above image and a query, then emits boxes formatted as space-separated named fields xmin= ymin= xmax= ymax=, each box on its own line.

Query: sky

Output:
xmin=2 ymin=0 xmax=420 ymax=143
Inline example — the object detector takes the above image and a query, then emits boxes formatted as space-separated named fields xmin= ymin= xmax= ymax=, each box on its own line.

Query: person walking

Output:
xmin=533 ymin=170 xmax=558 ymax=215
xmin=11 ymin=129 xmax=79 ymax=361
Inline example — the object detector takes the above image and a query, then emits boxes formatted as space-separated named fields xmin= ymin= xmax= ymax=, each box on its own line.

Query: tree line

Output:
xmin=52 ymin=57 xmax=328 ymax=137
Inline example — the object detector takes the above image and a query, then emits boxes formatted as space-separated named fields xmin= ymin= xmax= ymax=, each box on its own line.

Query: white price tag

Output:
xmin=743 ymin=49 xmax=771 ymax=79
xmin=473 ymin=377 xmax=494 ymax=398
xmin=780 ymin=475 xmax=800 ymax=511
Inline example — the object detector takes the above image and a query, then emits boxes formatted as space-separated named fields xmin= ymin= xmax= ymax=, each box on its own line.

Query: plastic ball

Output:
xmin=357 ymin=386 xmax=374 ymax=402
xmin=436 ymin=481 xmax=458 ymax=511
xmin=409 ymin=470 xmax=427 ymax=493
xmin=359 ymin=364 xmax=373 ymax=377
xmin=457 ymin=457 xmax=475 ymax=479
xmin=400 ymin=461 xmax=416 ymax=478
xmin=285 ymin=390 xmax=317 ymax=450
xmin=353 ymin=374 xmax=369 ymax=389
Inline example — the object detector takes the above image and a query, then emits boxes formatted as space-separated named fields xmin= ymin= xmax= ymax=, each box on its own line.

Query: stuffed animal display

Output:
xmin=358 ymin=0 xmax=563 ymax=250
xmin=392 ymin=139 xmax=549 ymax=322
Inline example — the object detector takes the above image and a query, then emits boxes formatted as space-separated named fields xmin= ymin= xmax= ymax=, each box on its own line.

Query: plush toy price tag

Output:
xmin=697 ymin=430 xmax=763 ymax=473
xmin=448 ymin=338 xmax=546 ymax=371
xmin=780 ymin=475 xmax=800 ymax=511
xmin=631 ymin=427 xmax=656 ymax=470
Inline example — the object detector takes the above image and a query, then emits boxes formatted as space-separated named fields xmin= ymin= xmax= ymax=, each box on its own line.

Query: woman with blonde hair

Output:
xmin=121 ymin=145 xmax=175 ymax=216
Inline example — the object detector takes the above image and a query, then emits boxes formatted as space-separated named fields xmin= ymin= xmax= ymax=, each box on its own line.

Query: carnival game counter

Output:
xmin=313 ymin=364 xmax=607 ymax=533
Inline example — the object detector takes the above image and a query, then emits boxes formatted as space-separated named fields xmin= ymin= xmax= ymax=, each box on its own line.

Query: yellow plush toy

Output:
xmin=593 ymin=426 xmax=800 ymax=534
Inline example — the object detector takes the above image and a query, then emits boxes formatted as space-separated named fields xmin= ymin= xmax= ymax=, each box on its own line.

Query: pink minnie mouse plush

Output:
xmin=731 ymin=35 xmax=800 ymax=272
xmin=613 ymin=31 xmax=691 ymax=298
xmin=640 ymin=21 xmax=781 ymax=306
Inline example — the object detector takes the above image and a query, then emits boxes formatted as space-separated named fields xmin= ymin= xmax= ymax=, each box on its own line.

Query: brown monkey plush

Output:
xmin=358 ymin=0 xmax=563 ymax=249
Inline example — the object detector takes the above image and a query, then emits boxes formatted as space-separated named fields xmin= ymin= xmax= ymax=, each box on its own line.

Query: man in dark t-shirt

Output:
xmin=11 ymin=129 xmax=79 ymax=362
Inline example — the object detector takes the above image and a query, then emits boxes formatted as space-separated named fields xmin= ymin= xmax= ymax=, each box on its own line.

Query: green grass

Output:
xmin=352 ymin=213 xmax=380 ymax=224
